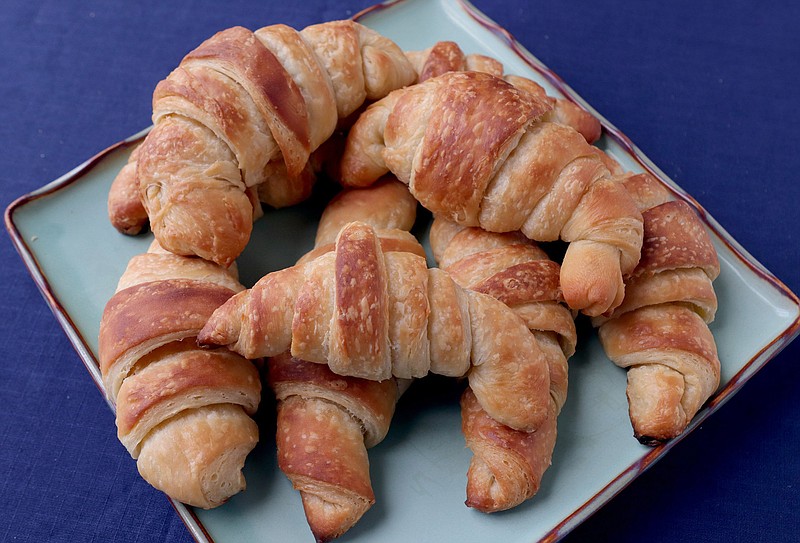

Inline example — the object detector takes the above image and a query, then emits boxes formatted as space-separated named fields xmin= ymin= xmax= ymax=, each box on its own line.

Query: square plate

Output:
xmin=6 ymin=0 xmax=799 ymax=542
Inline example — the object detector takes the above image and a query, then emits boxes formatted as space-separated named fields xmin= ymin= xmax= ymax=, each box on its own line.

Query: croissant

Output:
xmin=593 ymin=172 xmax=721 ymax=445
xmin=429 ymin=218 xmax=575 ymax=512
xmin=405 ymin=40 xmax=601 ymax=143
xmin=405 ymin=40 xmax=504 ymax=80
xmin=111 ymin=20 xmax=416 ymax=266
xmin=339 ymin=70 xmax=643 ymax=316
xmin=199 ymin=219 xmax=552 ymax=434
xmin=269 ymin=179 xmax=417 ymax=541
xmin=98 ymin=241 xmax=261 ymax=509
xmin=108 ymin=144 xmax=148 ymax=235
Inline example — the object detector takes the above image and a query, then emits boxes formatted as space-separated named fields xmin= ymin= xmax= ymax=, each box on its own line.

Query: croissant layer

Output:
xmin=267 ymin=181 xmax=419 ymax=540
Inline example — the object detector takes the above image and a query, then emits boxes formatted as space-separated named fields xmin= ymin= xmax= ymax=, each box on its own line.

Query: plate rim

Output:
xmin=4 ymin=0 xmax=800 ymax=542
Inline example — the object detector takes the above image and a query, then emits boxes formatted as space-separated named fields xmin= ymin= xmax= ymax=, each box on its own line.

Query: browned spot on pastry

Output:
xmin=154 ymin=66 xmax=248 ymax=152
xmin=268 ymin=354 xmax=398 ymax=444
xmin=608 ymin=306 xmax=719 ymax=363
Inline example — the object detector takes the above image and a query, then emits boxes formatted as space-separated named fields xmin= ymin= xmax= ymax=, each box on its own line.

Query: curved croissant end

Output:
xmin=465 ymin=290 xmax=551 ymax=432
xmin=136 ymin=404 xmax=259 ymax=509
xmin=340 ymin=71 xmax=642 ymax=316
xmin=111 ymin=21 xmax=416 ymax=266
xmin=198 ymin=266 xmax=304 ymax=359
xmin=108 ymin=144 xmax=148 ymax=235
xmin=277 ymin=395 xmax=375 ymax=543
xmin=559 ymin=240 xmax=625 ymax=317
xmin=428 ymin=217 xmax=573 ymax=511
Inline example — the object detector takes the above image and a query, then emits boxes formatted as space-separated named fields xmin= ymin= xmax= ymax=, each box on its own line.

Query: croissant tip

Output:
xmin=635 ymin=434 xmax=669 ymax=447
xmin=464 ymin=497 xmax=500 ymax=514
xmin=195 ymin=336 xmax=215 ymax=349
xmin=308 ymin=523 xmax=349 ymax=543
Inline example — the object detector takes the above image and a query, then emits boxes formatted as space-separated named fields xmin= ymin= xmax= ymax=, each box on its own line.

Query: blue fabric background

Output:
xmin=1 ymin=1 xmax=798 ymax=542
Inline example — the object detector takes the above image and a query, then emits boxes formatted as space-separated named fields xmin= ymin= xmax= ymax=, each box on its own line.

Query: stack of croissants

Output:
xmin=98 ymin=20 xmax=722 ymax=542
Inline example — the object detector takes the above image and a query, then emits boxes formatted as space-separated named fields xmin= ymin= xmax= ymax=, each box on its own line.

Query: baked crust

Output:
xmin=98 ymin=241 xmax=260 ymax=508
xmin=108 ymin=21 xmax=416 ymax=266
xmin=340 ymin=71 xmax=643 ymax=316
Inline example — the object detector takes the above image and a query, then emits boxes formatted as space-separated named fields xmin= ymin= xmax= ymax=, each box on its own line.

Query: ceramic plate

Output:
xmin=6 ymin=0 xmax=800 ymax=542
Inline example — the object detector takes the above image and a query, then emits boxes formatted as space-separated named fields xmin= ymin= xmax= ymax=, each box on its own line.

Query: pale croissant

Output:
xmin=594 ymin=173 xmax=721 ymax=444
xmin=98 ymin=241 xmax=260 ymax=508
xmin=339 ymin=71 xmax=643 ymax=316
xmin=111 ymin=20 xmax=416 ymax=266
xmin=429 ymin=218 xmax=575 ymax=512
xmin=270 ymin=179 xmax=417 ymax=542
xmin=405 ymin=40 xmax=601 ymax=143
xmin=199 ymin=220 xmax=552 ymax=434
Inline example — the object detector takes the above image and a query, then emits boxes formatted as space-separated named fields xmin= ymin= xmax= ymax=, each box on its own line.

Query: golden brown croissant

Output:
xmin=269 ymin=179 xmax=417 ymax=542
xmin=111 ymin=20 xmax=416 ymax=266
xmin=405 ymin=40 xmax=601 ymax=143
xmin=429 ymin=218 xmax=575 ymax=512
xmin=340 ymin=70 xmax=643 ymax=316
xmin=270 ymin=354 xmax=400 ymax=543
xmin=98 ymin=241 xmax=261 ymax=509
xmin=593 ymin=173 xmax=721 ymax=445
xmin=199 ymin=219 xmax=552 ymax=434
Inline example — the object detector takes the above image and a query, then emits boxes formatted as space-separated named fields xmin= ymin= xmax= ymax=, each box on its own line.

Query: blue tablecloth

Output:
xmin=1 ymin=1 xmax=798 ymax=542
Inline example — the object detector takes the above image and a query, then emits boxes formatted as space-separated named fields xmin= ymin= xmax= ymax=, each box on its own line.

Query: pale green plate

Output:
xmin=6 ymin=0 xmax=800 ymax=542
